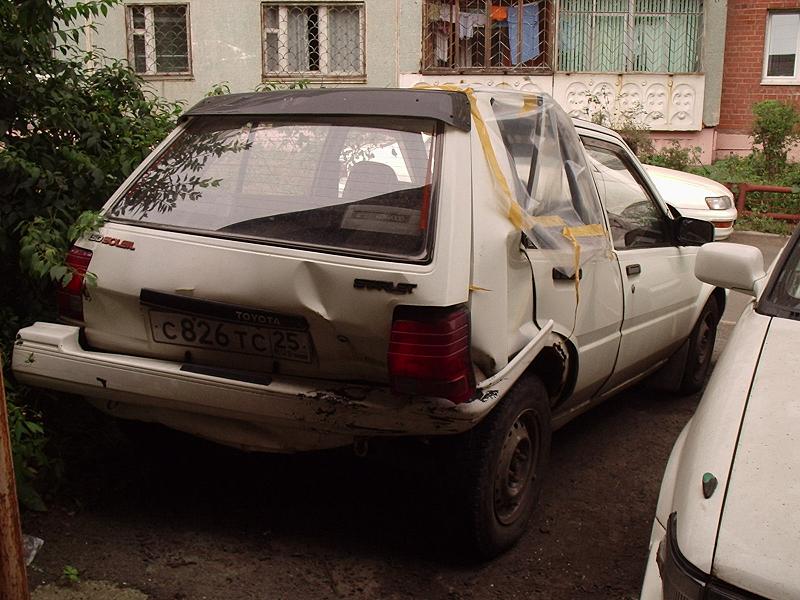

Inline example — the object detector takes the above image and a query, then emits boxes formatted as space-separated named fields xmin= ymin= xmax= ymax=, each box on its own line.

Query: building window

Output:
xmin=557 ymin=0 xmax=702 ymax=73
xmin=763 ymin=11 xmax=800 ymax=84
xmin=126 ymin=4 xmax=191 ymax=76
xmin=421 ymin=1 xmax=553 ymax=73
xmin=261 ymin=3 xmax=365 ymax=81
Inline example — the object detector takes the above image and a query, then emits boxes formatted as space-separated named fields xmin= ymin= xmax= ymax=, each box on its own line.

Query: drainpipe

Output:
xmin=395 ymin=0 xmax=400 ymax=86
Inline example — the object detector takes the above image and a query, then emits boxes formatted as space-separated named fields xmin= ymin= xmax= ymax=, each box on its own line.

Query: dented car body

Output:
xmin=14 ymin=88 xmax=720 ymax=557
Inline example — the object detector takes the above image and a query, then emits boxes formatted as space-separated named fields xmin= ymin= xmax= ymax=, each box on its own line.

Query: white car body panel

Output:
xmin=78 ymin=128 xmax=474 ymax=384
xmin=468 ymin=115 xmax=537 ymax=373
xmin=644 ymin=165 xmax=737 ymax=240
xmin=601 ymin=245 xmax=701 ymax=394
xmin=713 ymin=316 xmax=800 ymax=599
xmin=641 ymin=518 xmax=668 ymax=599
xmin=527 ymin=251 xmax=623 ymax=403
xmin=640 ymin=224 xmax=800 ymax=598
xmin=639 ymin=303 xmax=770 ymax=600
xmin=670 ymin=304 xmax=768 ymax=573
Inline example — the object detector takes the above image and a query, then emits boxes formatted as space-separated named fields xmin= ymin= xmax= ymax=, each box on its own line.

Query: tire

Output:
xmin=443 ymin=376 xmax=551 ymax=560
xmin=679 ymin=296 xmax=720 ymax=394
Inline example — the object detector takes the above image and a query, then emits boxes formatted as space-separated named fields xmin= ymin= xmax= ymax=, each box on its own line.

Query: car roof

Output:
xmin=570 ymin=117 xmax=625 ymax=143
xmin=180 ymin=88 xmax=472 ymax=131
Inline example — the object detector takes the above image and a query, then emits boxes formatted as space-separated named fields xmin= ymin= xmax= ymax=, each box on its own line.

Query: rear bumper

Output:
xmin=13 ymin=322 xmax=495 ymax=452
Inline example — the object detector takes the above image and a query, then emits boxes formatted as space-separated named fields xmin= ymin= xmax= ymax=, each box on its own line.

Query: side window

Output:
xmin=582 ymin=138 xmax=671 ymax=251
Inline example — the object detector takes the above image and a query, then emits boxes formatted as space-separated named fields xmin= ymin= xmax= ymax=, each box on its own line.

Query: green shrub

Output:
xmin=644 ymin=141 xmax=702 ymax=172
xmin=582 ymin=90 xmax=654 ymax=157
xmin=1 ymin=0 xmax=182 ymax=507
xmin=752 ymin=100 xmax=800 ymax=177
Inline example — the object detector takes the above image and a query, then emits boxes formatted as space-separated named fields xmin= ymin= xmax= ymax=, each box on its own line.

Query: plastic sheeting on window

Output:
xmin=417 ymin=84 xmax=609 ymax=279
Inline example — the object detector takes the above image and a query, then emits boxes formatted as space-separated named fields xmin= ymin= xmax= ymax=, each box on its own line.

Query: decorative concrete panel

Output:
xmin=400 ymin=72 xmax=705 ymax=132
xmin=398 ymin=73 xmax=554 ymax=96
xmin=552 ymin=74 xmax=705 ymax=131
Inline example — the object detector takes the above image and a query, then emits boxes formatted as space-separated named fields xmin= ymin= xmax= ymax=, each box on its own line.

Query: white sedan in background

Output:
xmin=645 ymin=165 xmax=737 ymax=240
xmin=641 ymin=227 xmax=800 ymax=599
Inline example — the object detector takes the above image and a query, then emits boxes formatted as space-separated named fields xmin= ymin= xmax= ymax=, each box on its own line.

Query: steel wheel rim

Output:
xmin=494 ymin=409 xmax=539 ymax=525
xmin=695 ymin=312 xmax=716 ymax=371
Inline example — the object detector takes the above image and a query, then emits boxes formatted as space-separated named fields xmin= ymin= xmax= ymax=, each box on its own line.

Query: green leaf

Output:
xmin=49 ymin=265 xmax=69 ymax=282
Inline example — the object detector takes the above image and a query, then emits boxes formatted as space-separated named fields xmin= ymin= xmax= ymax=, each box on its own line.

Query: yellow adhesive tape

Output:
xmin=563 ymin=223 xmax=606 ymax=238
xmin=417 ymin=84 xmax=517 ymax=228
xmin=522 ymin=96 xmax=539 ymax=114
xmin=561 ymin=226 xmax=583 ymax=303
xmin=417 ymin=85 xmax=607 ymax=313
xmin=530 ymin=215 xmax=567 ymax=228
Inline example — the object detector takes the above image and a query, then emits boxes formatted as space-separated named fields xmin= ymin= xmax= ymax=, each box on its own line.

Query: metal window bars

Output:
xmin=421 ymin=1 xmax=553 ymax=73
xmin=421 ymin=0 xmax=701 ymax=74
xmin=262 ymin=3 xmax=366 ymax=81
xmin=557 ymin=0 xmax=703 ymax=73
xmin=127 ymin=4 xmax=191 ymax=76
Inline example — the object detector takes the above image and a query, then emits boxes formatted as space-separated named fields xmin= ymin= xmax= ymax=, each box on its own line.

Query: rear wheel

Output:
xmin=679 ymin=296 xmax=720 ymax=394
xmin=444 ymin=376 xmax=551 ymax=559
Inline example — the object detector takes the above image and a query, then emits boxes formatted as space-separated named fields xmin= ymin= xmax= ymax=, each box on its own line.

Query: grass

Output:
xmin=735 ymin=214 xmax=794 ymax=236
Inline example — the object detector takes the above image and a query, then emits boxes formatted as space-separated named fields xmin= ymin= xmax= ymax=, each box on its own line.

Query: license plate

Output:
xmin=149 ymin=310 xmax=312 ymax=362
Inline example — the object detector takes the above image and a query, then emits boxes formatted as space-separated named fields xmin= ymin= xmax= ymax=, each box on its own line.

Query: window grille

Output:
xmin=557 ymin=0 xmax=703 ymax=73
xmin=421 ymin=1 xmax=553 ymax=73
xmin=126 ymin=4 xmax=191 ymax=76
xmin=261 ymin=3 xmax=366 ymax=81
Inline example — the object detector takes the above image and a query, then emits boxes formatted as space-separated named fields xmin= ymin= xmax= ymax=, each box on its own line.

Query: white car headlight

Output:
xmin=705 ymin=196 xmax=733 ymax=210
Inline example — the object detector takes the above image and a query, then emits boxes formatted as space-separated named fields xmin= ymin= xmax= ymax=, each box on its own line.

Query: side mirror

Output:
xmin=695 ymin=242 xmax=767 ymax=297
xmin=675 ymin=217 xmax=714 ymax=246
xmin=666 ymin=203 xmax=682 ymax=219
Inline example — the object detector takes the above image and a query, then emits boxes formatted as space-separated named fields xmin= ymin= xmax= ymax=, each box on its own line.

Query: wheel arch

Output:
xmin=524 ymin=334 xmax=577 ymax=408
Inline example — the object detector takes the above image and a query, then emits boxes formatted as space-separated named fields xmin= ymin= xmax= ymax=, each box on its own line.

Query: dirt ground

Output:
xmin=24 ymin=388 xmax=695 ymax=600
xmin=20 ymin=232 xmax=788 ymax=600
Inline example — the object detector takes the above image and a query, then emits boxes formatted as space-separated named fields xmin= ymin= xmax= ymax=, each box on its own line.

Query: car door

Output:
xmin=580 ymin=134 xmax=703 ymax=395
xmin=516 ymin=155 xmax=623 ymax=402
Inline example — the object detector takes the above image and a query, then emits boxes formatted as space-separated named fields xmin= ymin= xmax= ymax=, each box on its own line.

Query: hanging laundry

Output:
xmin=435 ymin=30 xmax=449 ymax=62
xmin=429 ymin=3 xmax=455 ymax=23
xmin=490 ymin=5 xmax=508 ymax=22
xmin=508 ymin=3 xmax=540 ymax=63
xmin=459 ymin=12 xmax=486 ymax=39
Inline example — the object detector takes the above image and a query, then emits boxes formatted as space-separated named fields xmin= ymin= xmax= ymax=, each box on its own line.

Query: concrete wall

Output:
xmin=84 ymin=0 xmax=725 ymax=153
xmin=87 ymin=0 xmax=414 ymax=108
xmin=703 ymin=0 xmax=728 ymax=127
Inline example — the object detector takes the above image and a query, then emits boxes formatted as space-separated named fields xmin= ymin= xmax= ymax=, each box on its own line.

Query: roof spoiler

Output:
xmin=179 ymin=88 xmax=471 ymax=131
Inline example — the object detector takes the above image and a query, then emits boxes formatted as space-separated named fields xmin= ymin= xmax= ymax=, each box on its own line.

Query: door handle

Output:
xmin=552 ymin=268 xmax=583 ymax=281
xmin=626 ymin=264 xmax=641 ymax=276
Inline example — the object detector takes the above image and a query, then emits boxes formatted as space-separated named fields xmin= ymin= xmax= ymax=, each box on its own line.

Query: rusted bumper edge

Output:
xmin=12 ymin=323 xmax=508 ymax=453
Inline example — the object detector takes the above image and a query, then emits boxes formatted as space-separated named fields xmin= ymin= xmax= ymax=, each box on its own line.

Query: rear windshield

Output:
xmin=108 ymin=116 xmax=439 ymax=261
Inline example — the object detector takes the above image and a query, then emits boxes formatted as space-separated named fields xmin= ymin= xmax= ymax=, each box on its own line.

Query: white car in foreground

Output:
xmin=641 ymin=228 xmax=800 ymax=599
xmin=645 ymin=165 xmax=737 ymax=240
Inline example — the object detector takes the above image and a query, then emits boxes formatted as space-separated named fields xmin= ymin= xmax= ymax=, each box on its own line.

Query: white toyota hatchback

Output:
xmin=12 ymin=87 xmax=719 ymax=558
xmin=641 ymin=227 xmax=800 ymax=599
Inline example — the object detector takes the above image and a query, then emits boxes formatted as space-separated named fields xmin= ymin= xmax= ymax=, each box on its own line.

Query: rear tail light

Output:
xmin=57 ymin=246 xmax=93 ymax=322
xmin=388 ymin=305 xmax=475 ymax=404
